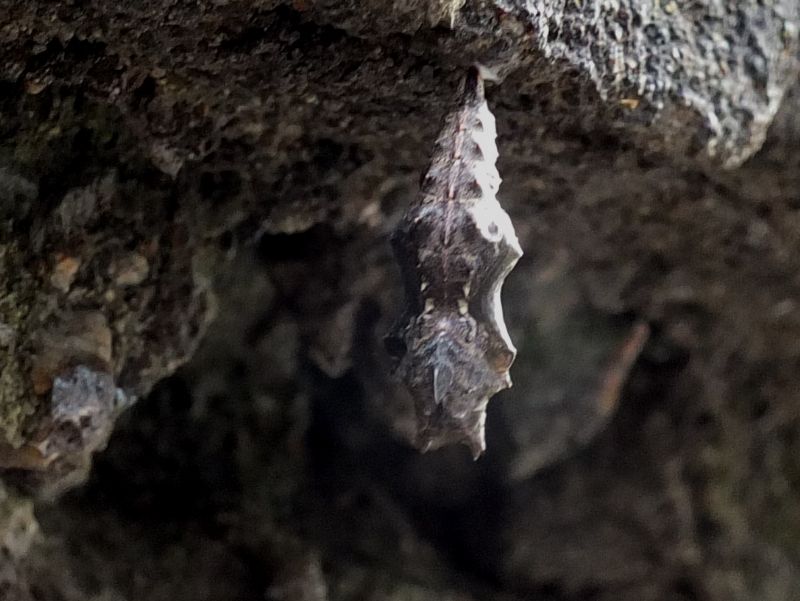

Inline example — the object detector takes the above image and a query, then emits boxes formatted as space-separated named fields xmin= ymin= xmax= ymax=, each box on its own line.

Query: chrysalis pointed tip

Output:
xmin=417 ymin=434 xmax=434 ymax=454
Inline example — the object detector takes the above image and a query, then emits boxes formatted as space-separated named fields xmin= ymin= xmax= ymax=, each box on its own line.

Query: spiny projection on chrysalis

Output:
xmin=385 ymin=66 xmax=522 ymax=458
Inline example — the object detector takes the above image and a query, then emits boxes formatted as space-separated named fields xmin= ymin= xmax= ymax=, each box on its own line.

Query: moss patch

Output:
xmin=0 ymin=243 xmax=38 ymax=448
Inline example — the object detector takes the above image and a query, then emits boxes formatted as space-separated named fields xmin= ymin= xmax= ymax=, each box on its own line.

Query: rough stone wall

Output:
xmin=2 ymin=1 xmax=800 ymax=600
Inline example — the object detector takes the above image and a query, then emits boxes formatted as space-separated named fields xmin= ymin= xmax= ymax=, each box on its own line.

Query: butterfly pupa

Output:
xmin=386 ymin=66 xmax=522 ymax=458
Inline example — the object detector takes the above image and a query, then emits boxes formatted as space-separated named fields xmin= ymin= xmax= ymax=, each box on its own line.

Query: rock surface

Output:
xmin=2 ymin=0 xmax=800 ymax=600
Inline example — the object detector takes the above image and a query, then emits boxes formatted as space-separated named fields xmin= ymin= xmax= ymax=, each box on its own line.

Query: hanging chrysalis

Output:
xmin=385 ymin=66 xmax=522 ymax=458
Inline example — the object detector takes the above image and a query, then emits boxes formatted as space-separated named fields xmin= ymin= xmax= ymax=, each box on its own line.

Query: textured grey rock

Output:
xmin=293 ymin=0 xmax=800 ymax=167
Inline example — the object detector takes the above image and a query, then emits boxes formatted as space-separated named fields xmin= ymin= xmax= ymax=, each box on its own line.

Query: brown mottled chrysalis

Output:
xmin=386 ymin=66 xmax=522 ymax=458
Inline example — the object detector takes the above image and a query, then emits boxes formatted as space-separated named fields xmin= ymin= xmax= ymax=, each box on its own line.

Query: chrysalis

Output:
xmin=386 ymin=66 xmax=522 ymax=458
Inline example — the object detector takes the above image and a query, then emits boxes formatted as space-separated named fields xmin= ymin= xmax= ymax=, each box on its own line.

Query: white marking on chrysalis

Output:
xmin=475 ymin=62 xmax=501 ymax=83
